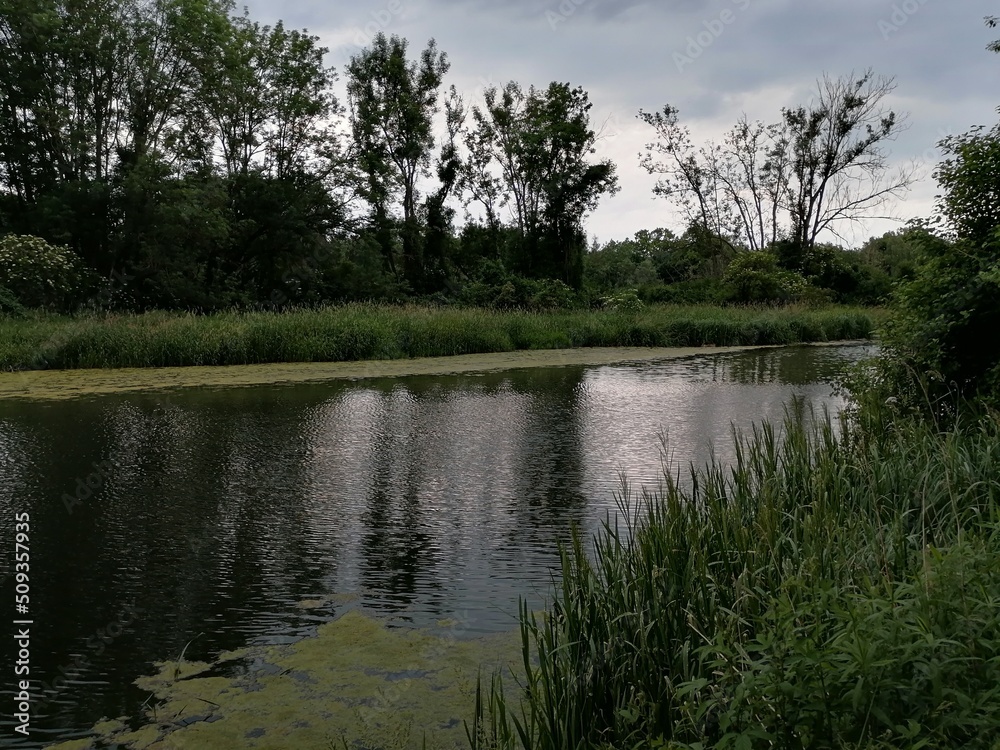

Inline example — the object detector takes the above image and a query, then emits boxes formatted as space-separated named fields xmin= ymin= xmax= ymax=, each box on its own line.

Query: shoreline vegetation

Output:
xmin=471 ymin=409 xmax=1000 ymax=749
xmin=0 ymin=303 xmax=877 ymax=374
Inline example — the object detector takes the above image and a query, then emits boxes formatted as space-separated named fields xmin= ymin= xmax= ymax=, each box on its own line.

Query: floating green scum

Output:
xmin=49 ymin=604 xmax=524 ymax=750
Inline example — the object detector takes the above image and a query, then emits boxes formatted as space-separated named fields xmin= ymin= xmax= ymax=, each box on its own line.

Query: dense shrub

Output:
xmin=0 ymin=283 xmax=26 ymax=317
xmin=722 ymin=251 xmax=807 ymax=304
xmin=0 ymin=234 xmax=88 ymax=310
xmin=875 ymin=124 xmax=1000 ymax=414
xmin=458 ymin=261 xmax=583 ymax=310
xmin=636 ymin=279 xmax=728 ymax=305
xmin=599 ymin=290 xmax=644 ymax=312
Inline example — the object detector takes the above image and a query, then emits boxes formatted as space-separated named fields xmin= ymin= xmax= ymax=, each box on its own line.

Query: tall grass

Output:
xmin=0 ymin=303 xmax=877 ymax=370
xmin=469 ymin=408 xmax=1000 ymax=749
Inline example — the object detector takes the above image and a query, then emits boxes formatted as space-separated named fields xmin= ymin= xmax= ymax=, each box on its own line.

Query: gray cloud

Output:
xmin=243 ymin=0 xmax=998 ymax=244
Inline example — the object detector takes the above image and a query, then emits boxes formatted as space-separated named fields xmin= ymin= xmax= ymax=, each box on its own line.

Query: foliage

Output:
xmin=639 ymin=70 xmax=913 ymax=256
xmin=783 ymin=70 xmax=912 ymax=252
xmin=0 ymin=234 xmax=88 ymax=309
xmin=599 ymin=290 xmax=644 ymax=312
xmin=636 ymin=279 xmax=729 ymax=305
xmin=346 ymin=32 xmax=450 ymax=289
xmin=722 ymin=251 xmax=806 ymax=304
xmin=858 ymin=227 xmax=926 ymax=282
xmin=638 ymin=108 xmax=787 ymax=252
xmin=0 ymin=283 xmax=26 ymax=317
xmin=467 ymin=81 xmax=619 ymax=288
xmin=0 ymin=304 xmax=874 ymax=370
xmin=876 ymin=122 xmax=1000 ymax=413
xmin=471 ymin=410 xmax=1000 ymax=750
xmin=0 ymin=0 xmax=890 ymax=314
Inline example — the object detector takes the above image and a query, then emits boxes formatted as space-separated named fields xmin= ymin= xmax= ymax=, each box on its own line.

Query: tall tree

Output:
xmin=638 ymin=107 xmax=789 ymax=252
xmin=466 ymin=81 xmax=618 ymax=286
xmin=783 ymin=69 xmax=913 ymax=254
xmin=346 ymin=33 xmax=449 ymax=289
xmin=198 ymin=13 xmax=336 ymax=179
xmin=639 ymin=70 xmax=913 ymax=259
xmin=421 ymin=85 xmax=465 ymax=290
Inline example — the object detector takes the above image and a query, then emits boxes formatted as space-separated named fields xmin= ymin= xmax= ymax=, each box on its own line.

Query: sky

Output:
xmin=243 ymin=0 xmax=998 ymax=248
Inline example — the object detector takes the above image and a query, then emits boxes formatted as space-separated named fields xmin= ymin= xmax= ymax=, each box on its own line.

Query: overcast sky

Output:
xmin=244 ymin=0 xmax=998 ymax=248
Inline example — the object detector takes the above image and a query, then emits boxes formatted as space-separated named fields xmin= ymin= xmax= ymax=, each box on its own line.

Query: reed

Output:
xmin=0 ymin=303 xmax=878 ymax=371
xmin=469 ymin=409 xmax=1000 ymax=749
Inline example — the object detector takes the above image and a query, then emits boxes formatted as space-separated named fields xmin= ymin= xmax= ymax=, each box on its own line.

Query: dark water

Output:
xmin=0 ymin=343 xmax=873 ymax=747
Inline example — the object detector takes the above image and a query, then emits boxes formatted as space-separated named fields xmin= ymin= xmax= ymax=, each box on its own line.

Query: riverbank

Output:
xmin=473 ymin=409 xmax=1000 ymax=749
xmin=0 ymin=303 xmax=877 ymax=373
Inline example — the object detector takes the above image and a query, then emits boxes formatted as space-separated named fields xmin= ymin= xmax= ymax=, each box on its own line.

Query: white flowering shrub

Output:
xmin=601 ymin=290 xmax=645 ymax=312
xmin=0 ymin=234 xmax=86 ymax=309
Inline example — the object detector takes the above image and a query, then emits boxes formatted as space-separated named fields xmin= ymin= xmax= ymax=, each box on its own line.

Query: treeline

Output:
xmin=0 ymin=0 xmax=619 ymax=311
xmin=0 ymin=0 xmax=932 ymax=314
xmin=585 ymin=223 xmax=925 ymax=307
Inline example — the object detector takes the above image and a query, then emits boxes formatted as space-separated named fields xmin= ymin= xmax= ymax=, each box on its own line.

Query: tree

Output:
xmin=880 ymin=123 xmax=1000 ymax=412
xmin=346 ymin=33 xmax=450 ymax=289
xmin=858 ymin=227 xmax=925 ymax=281
xmin=422 ymin=85 xmax=465 ymax=291
xmin=0 ymin=0 xmax=235 ymax=275
xmin=638 ymin=70 xmax=913 ymax=258
xmin=873 ymin=18 xmax=1000 ymax=413
xmin=465 ymin=81 xmax=618 ymax=287
xmin=638 ymin=108 xmax=788 ymax=252
xmin=783 ymin=70 xmax=913 ymax=254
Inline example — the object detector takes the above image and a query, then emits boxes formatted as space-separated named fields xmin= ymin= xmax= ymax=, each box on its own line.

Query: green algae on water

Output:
xmin=48 ymin=610 xmax=523 ymax=750
xmin=0 ymin=345 xmax=770 ymax=401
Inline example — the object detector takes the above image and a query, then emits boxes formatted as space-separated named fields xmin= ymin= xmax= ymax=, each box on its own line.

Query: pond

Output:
xmin=0 ymin=343 xmax=874 ymax=748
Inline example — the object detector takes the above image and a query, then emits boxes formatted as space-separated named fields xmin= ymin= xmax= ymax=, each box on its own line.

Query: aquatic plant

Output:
xmin=0 ymin=303 xmax=877 ymax=371
xmin=471 ymin=409 xmax=1000 ymax=749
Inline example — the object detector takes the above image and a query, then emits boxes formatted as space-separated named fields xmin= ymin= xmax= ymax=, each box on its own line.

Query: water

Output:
xmin=0 ymin=343 xmax=873 ymax=747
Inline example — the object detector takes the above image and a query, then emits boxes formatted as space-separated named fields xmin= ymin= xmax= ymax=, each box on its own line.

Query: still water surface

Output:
xmin=0 ymin=343 xmax=873 ymax=746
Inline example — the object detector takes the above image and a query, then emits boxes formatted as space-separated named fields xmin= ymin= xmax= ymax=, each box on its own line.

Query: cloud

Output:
xmin=241 ymin=0 xmax=998 ymax=244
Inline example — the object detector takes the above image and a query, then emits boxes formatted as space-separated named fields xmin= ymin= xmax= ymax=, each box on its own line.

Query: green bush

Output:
xmin=637 ymin=279 xmax=728 ymax=305
xmin=876 ymin=123 xmax=1000 ymax=414
xmin=600 ymin=290 xmax=644 ymax=312
xmin=722 ymin=251 xmax=807 ymax=304
xmin=0 ymin=283 xmax=26 ymax=317
xmin=458 ymin=265 xmax=583 ymax=311
xmin=0 ymin=234 xmax=89 ymax=310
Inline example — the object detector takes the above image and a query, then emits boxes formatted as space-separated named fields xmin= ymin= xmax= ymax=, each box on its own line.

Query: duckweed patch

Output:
xmin=50 ymin=610 xmax=523 ymax=750
xmin=0 ymin=344 xmax=776 ymax=400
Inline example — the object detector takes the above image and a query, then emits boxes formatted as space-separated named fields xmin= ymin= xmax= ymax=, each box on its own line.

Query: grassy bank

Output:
xmin=0 ymin=303 xmax=877 ymax=370
xmin=471 ymin=408 xmax=1000 ymax=749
